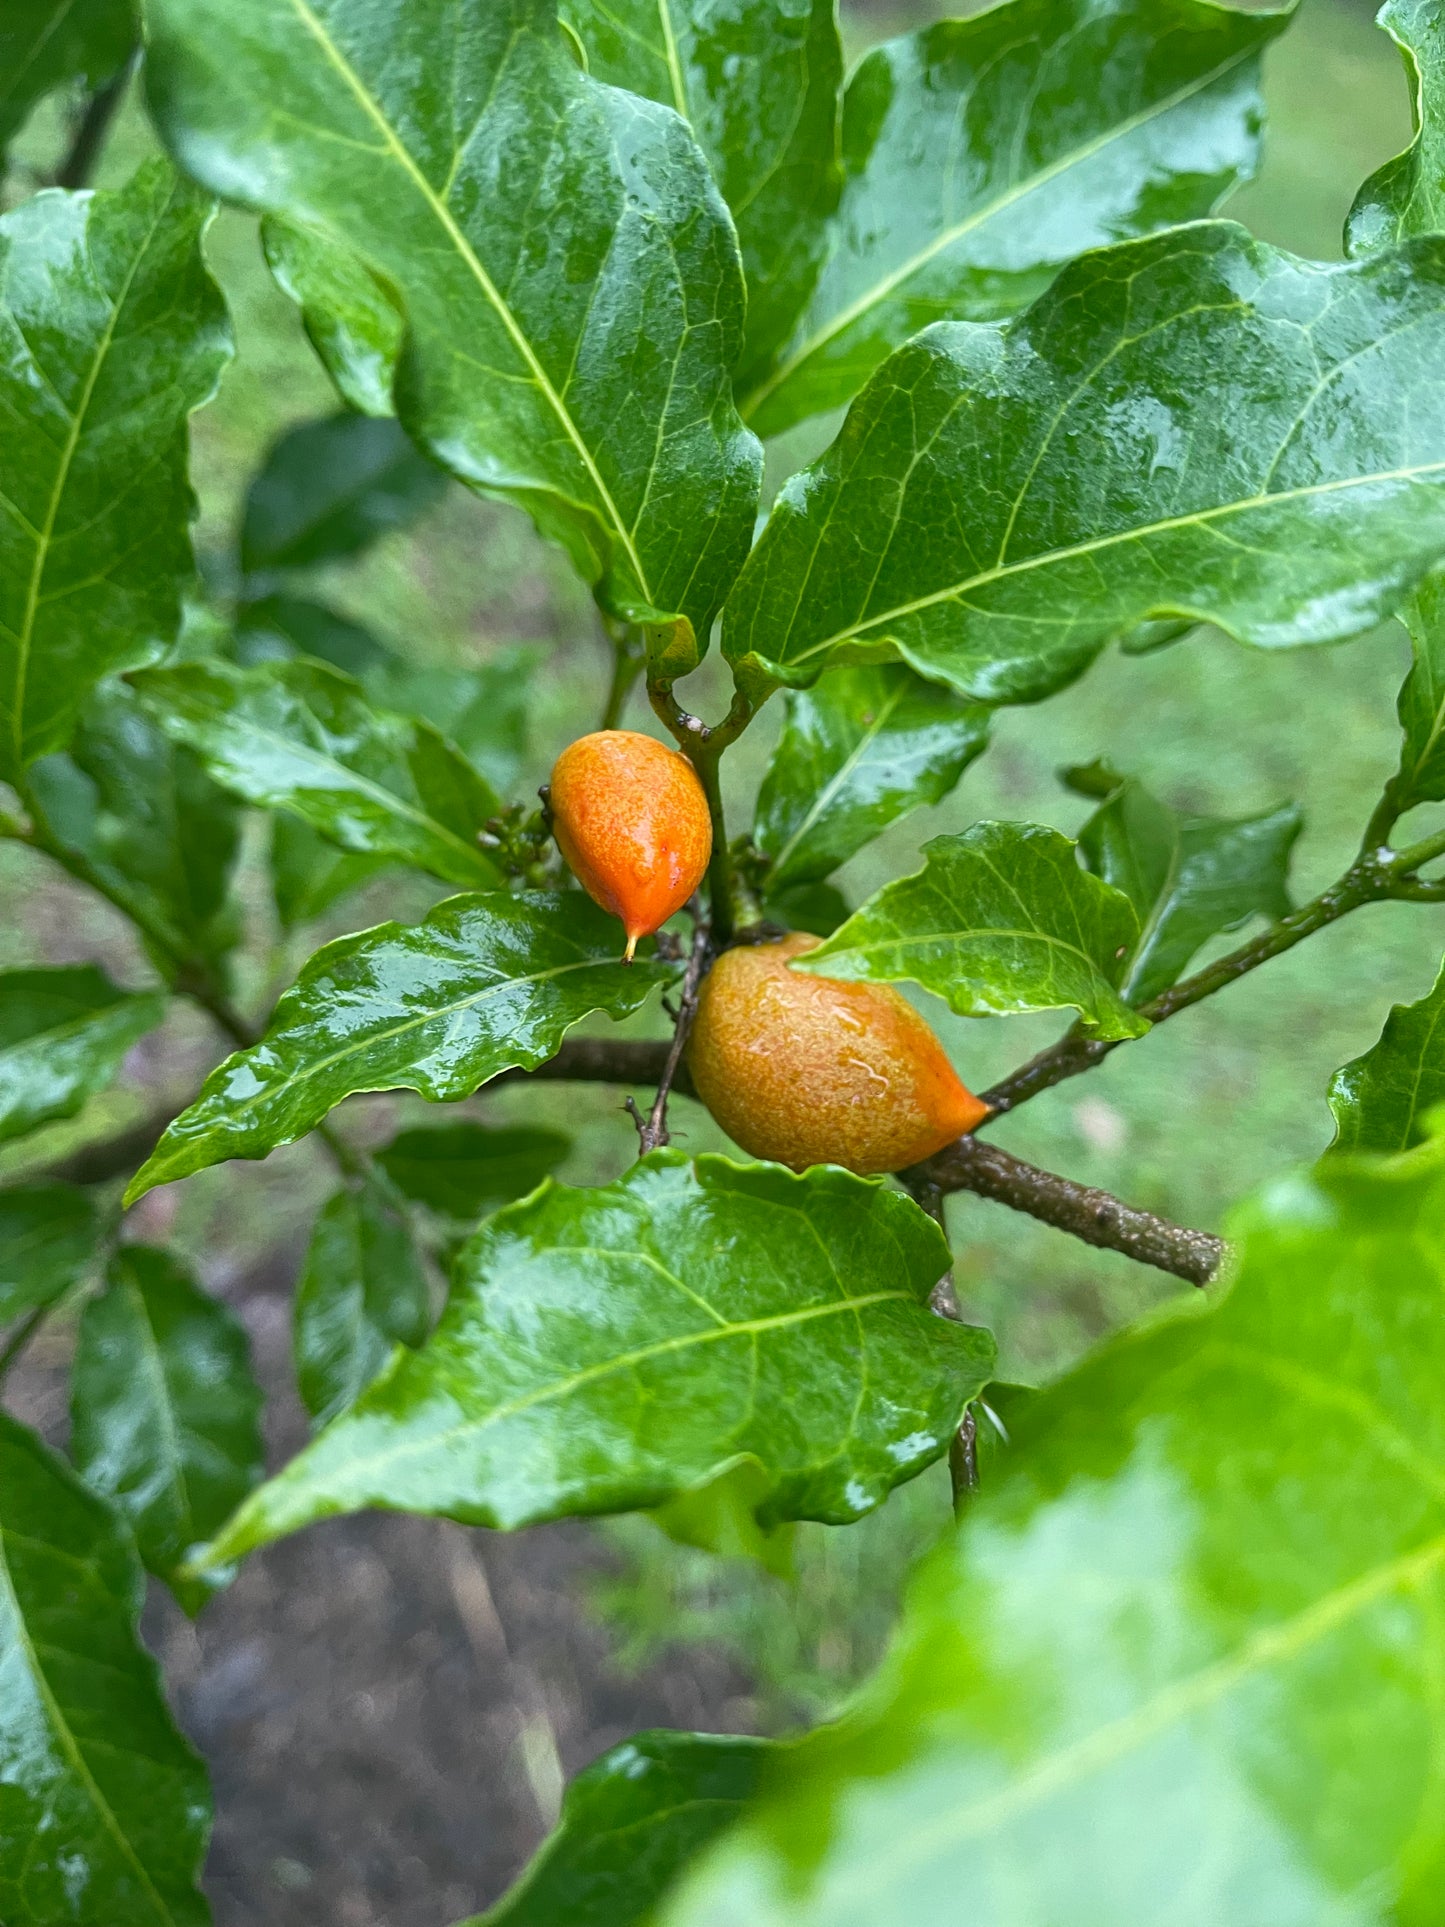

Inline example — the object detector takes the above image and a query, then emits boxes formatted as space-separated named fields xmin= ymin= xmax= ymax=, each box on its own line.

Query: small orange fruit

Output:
xmin=549 ymin=730 xmax=712 ymax=959
xmin=687 ymin=932 xmax=988 ymax=1174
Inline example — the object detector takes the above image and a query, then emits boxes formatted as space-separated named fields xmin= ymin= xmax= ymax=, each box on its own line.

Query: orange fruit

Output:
xmin=549 ymin=730 xmax=712 ymax=959
xmin=687 ymin=932 xmax=988 ymax=1174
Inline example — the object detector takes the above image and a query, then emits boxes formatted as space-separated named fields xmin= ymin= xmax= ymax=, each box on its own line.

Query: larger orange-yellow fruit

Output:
xmin=550 ymin=730 xmax=712 ymax=959
xmin=687 ymin=932 xmax=988 ymax=1174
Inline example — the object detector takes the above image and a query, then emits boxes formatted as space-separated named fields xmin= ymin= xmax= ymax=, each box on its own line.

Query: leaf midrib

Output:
xmin=783 ymin=463 xmax=1445 ymax=666
xmin=739 ymin=38 xmax=1263 ymax=423
xmin=284 ymin=0 xmax=653 ymax=606
xmin=0 ymin=1507 xmax=181 ymax=1926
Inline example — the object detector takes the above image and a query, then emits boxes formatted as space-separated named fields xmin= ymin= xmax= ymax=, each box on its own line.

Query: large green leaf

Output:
xmin=0 ymin=1411 xmax=210 ymax=1927
xmin=145 ymin=0 xmax=762 ymax=657
xmin=260 ymin=218 xmax=405 ymax=418
xmin=475 ymin=1730 xmax=771 ymax=1927
xmin=796 ymin=821 xmax=1148 ymax=1039
xmin=0 ymin=0 xmax=136 ymax=156
xmin=0 ymin=1183 xmax=98 ymax=1324
xmin=70 ymin=1245 xmax=264 ymax=1615
xmin=664 ymin=1138 xmax=1445 ymax=1927
xmin=268 ymin=811 xmax=393 ymax=932
xmin=1072 ymin=762 xmax=1299 ymax=1004
xmin=1329 ymin=955 xmax=1445 ymax=1153
xmin=376 ymin=1121 xmax=571 ymax=1222
xmin=754 ymin=665 xmax=990 ymax=892
xmin=240 ymin=411 xmax=445 ymax=581
xmin=1347 ymin=0 xmax=1444 ymax=256
xmin=234 ymin=592 xmax=393 ymax=679
xmin=28 ymin=678 xmax=242 ymax=985
xmin=132 ymin=657 xmax=502 ymax=889
xmin=190 ymin=1153 xmax=993 ymax=1568
xmin=0 ymin=965 xmax=165 ymax=1144
xmin=0 ymin=159 xmax=231 ymax=779
xmin=126 ymin=892 xmax=677 ymax=1202
xmin=739 ymin=0 xmax=1294 ymax=438
xmin=1391 ymin=577 xmax=1445 ymax=812
xmin=724 ymin=225 xmax=1445 ymax=706
xmin=559 ymin=0 xmax=842 ymax=396
xmin=294 ymin=1174 xmax=431 ymax=1428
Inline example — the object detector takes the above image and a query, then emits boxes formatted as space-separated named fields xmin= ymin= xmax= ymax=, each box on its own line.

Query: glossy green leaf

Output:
xmin=145 ymin=0 xmax=762 ymax=656
xmin=1347 ymin=0 xmax=1444 ymax=256
xmin=560 ymin=0 xmax=842 ymax=394
xmin=475 ymin=1729 xmax=771 ymax=1927
xmin=1391 ymin=576 xmax=1445 ymax=811
xmin=0 ymin=1183 xmax=98 ymax=1324
xmin=0 ymin=965 xmax=164 ymax=1144
xmin=131 ymin=656 xmax=502 ymax=889
xmin=28 ymin=678 xmax=242 ymax=984
xmin=664 ymin=1139 xmax=1445 ymax=1927
xmin=739 ymin=0 xmax=1294 ymax=438
xmin=191 ymin=1153 xmax=993 ymax=1567
xmin=268 ymin=811 xmax=393 ymax=932
xmin=234 ymin=592 xmax=393 ymax=678
xmin=724 ymin=225 xmax=1445 ymax=706
xmin=261 ymin=218 xmax=405 ymax=418
xmin=294 ymin=1174 xmax=431 ymax=1428
xmin=796 ymin=822 xmax=1148 ymax=1039
xmin=762 ymin=878 xmax=850 ymax=939
xmin=1072 ymin=762 xmax=1299 ymax=1004
xmin=1329 ymin=954 xmax=1445 ymax=1153
xmin=0 ymin=1410 xmax=210 ymax=1927
xmin=0 ymin=0 xmax=136 ymax=156
xmin=240 ymin=411 xmax=445 ymax=580
xmin=70 ymin=1244 xmax=264 ymax=1614
xmin=754 ymin=666 xmax=990 ymax=891
xmin=127 ymin=892 xmax=678 ymax=1202
xmin=0 ymin=159 xmax=231 ymax=779
xmin=366 ymin=646 xmax=539 ymax=793
xmin=376 ymin=1122 xmax=571 ymax=1222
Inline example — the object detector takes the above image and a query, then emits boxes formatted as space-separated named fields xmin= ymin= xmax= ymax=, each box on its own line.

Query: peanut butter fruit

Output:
xmin=687 ymin=932 xmax=988 ymax=1174
xmin=549 ymin=730 xmax=712 ymax=959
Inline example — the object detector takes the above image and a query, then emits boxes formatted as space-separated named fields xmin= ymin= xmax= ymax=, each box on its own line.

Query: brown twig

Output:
xmin=53 ymin=56 xmax=136 ymax=191
xmin=912 ymin=1134 xmax=1225 ymax=1286
xmin=902 ymin=1174 xmax=980 ymax=1513
xmin=627 ymin=902 xmax=711 ymax=1155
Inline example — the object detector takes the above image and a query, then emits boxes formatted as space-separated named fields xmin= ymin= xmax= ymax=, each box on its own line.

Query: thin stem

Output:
xmin=627 ymin=901 xmax=711 ymax=1154
xmin=599 ymin=621 xmax=646 ymax=731
xmin=53 ymin=56 xmax=136 ymax=190
xmin=649 ymin=681 xmax=756 ymax=945
xmin=912 ymin=1134 xmax=1225 ymax=1286
xmin=902 ymin=1172 xmax=979 ymax=1512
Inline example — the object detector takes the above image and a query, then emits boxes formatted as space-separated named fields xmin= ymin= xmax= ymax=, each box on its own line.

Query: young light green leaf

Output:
xmin=1347 ymin=0 xmax=1443 ymax=255
xmin=663 ymin=1139 xmax=1445 ymax=1927
xmin=268 ymin=811 xmax=393 ymax=932
xmin=473 ymin=1729 xmax=772 ymax=1927
xmin=145 ymin=0 xmax=762 ymax=658
xmin=131 ymin=656 xmax=503 ymax=889
xmin=28 ymin=678 xmax=242 ymax=985
xmin=0 ymin=0 xmax=136 ymax=156
xmin=724 ymin=225 xmax=1445 ymax=706
xmin=294 ymin=1174 xmax=431 ymax=1428
xmin=127 ymin=893 xmax=678 ymax=1202
xmin=560 ymin=0 xmax=843 ymax=394
xmin=0 ymin=1182 xmax=98 ymax=1324
xmin=0 ymin=158 xmax=231 ymax=779
xmin=795 ymin=822 xmax=1148 ymax=1039
xmin=0 ymin=965 xmax=164 ymax=1144
xmin=1072 ymin=763 xmax=1299 ymax=1004
xmin=376 ymin=1122 xmax=572 ymax=1223
xmin=1391 ymin=576 xmax=1445 ymax=811
xmin=1329 ymin=955 xmax=1445 ymax=1152
xmin=261 ymin=218 xmax=405 ymax=417
xmin=190 ymin=1154 xmax=993 ymax=1569
xmin=0 ymin=1411 xmax=211 ymax=1927
xmin=70 ymin=1245 xmax=264 ymax=1615
xmin=240 ymin=411 xmax=446 ymax=581
xmin=754 ymin=666 xmax=990 ymax=891
xmin=739 ymin=0 xmax=1295 ymax=438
